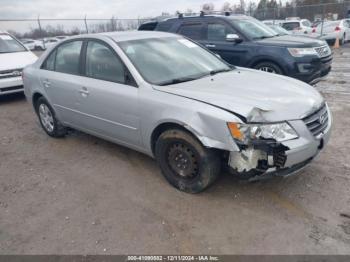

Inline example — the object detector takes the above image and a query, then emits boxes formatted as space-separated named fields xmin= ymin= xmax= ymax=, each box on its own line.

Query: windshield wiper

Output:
xmin=158 ymin=77 xmax=198 ymax=86
xmin=253 ymin=35 xmax=275 ymax=40
xmin=209 ymin=68 xmax=232 ymax=76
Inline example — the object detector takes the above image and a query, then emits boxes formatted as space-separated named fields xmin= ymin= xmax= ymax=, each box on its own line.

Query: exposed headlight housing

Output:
xmin=228 ymin=122 xmax=298 ymax=143
xmin=288 ymin=47 xmax=318 ymax=57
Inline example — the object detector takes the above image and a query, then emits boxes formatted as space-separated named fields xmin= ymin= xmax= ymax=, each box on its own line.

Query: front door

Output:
xmin=74 ymin=40 xmax=141 ymax=148
xmin=201 ymin=21 xmax=248 ymax=66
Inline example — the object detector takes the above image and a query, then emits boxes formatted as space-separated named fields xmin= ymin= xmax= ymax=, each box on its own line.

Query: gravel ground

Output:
xmin=0 ymin=44 xmax=350 ymax=255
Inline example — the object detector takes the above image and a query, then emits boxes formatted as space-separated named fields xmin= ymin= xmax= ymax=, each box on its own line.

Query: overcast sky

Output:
xmin=0 ymin=0 xmax=236 ymax=19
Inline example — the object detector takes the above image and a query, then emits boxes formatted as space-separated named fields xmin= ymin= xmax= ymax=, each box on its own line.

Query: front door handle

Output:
xmin=79 ymin=87 xmax=90 ymax=97
xmin=205 ymin=44 xmax=216 ymax=48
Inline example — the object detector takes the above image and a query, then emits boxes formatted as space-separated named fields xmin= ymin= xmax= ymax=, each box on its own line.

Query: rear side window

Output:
xmin=282 ymin=22 xmax=300 ymax=30
xmin=85 ymin=41 xmax=125 ymax=83
xmin=157 ymin=21 xmax=176 ymax=32
xmin=207 ymin=23 xmax=235 ymax=41
xmin=177 ymin=23 xmax=203 ymax=40
xmin=55 ymin=41 xmax=82 ymax=75
xmin=302 ymin=20 xmax=311 ymax=27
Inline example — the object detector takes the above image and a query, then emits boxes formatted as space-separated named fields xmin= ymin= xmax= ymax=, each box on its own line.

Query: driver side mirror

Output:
xmin=226 ymin=34 xmax=243 ymax=43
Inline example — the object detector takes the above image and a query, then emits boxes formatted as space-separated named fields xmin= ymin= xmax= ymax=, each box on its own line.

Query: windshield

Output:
xmin=118 ymin=37 xmax=232 ymax=86
xmin=228 ymin=18 xmax=278 ymax=39
xmin=0 ymin=34 xmax=27 ymax=53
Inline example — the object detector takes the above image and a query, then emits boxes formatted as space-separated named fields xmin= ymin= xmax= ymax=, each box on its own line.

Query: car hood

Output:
xmin=0 ymin=51 xmax=37 ymax=71
xmin=255 ymin=35 xmax=326 ymax=47
xmin=153 ymin=68 xmax=324 ymax=122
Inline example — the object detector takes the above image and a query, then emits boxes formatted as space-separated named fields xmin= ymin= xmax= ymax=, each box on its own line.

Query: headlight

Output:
xmin=227 ymin=122 xmax=298 ymax=143
xmin=288 ymin=47 xmax=318 ymax=57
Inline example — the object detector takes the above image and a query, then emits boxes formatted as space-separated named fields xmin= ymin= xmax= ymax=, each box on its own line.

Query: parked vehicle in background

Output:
xmin=141 ymin=14 xmax=333 ymax=84
xmin=268 ymin=25 xmax=291 ymax=35
xmin=43 ymin=38 xmax=59 ymax=49
xmin=21 ymin=39 xmax=36 ymax=50
xmin=138 ymin=21 xmax=158 ymax=31
xmin=23 ymin=31 xmax=332 ymax=193
xmin=0 ymin=31 xmax=37 ymax=96
xmin=282 ymin=19 xmax=313 ymax=35
xmin=56 ymin=36 xmax=69 ymax=40
xmin=262 ymin=19 xmax=284 ymax=26
xmin=311 ymin=20 xmax=350 ymax=45
xmin=21 ymin=39 xmax=45 ymax=50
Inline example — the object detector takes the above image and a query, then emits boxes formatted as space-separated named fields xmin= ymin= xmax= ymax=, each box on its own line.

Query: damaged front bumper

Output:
xmin=228 ymin=105 xmax=332 ymax=179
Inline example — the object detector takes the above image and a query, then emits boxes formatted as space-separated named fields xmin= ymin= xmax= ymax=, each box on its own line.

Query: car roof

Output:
xmin=73 ymin=31 xmax=178 ymax=42
xmin=282 ymin=20 xmax=301 ymax=23
xmin=163 ymin=14 xmax=250 ymax=22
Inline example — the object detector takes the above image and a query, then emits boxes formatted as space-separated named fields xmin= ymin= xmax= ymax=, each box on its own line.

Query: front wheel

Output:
xmin=254 ymin=62 xmax=283 ymax=75
xmin=155 ymin=129 xmax=221 ymax=193
xmin=35 ymin=97 xmax=67 ymax=138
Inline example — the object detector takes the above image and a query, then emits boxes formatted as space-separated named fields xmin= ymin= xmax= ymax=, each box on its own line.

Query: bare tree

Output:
xmin=202 ymin=3 xmax=215 ymax=13
xmin=221 ymin=2 xmax=232 ymax=12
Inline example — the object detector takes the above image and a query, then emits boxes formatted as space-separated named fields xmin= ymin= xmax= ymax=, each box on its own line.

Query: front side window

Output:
xmin=0 ymin=34 xmax=27 ymax=53
xmin=177 ymin=23 xmax=203 ymax=40
xmin=119 ymin=37 xmax=231 ymax=86
xmin=85 ymin=41 xmax=125 ymax=83
xmin=55 ymin=41 xmax=82 ymax=75
xmin=207 ymin=23 xmax=235 ymax=41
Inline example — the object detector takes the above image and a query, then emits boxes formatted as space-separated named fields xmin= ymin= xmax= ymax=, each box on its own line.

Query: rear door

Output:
xmin=39 ymin=40 xmax=85 ymax=124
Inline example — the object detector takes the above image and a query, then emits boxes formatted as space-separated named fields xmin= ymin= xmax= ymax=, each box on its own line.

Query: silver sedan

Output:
xmin=23 ymin=31 xmax=332 ymax=193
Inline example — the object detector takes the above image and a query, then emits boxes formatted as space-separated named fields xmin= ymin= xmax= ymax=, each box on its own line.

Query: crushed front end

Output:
xmin=226 ymin=103 xmax=332 ymax=180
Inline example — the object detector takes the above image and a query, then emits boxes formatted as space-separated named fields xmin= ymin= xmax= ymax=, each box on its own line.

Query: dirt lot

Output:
xmin=1 ymin=45 xmax=350 ymax=255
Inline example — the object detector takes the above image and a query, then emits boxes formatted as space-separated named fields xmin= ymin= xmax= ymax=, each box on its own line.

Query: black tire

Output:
xmin=254 ymin=61 xmax=283 ymax=75
xmin=35 ymin=97 xmax=67 ymax=138
xmin=155 ymin=129 xmax=221 ymax=193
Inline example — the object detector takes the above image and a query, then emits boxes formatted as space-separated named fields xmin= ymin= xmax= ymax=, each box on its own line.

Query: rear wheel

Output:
xmin=155 ymin=129 xmax=221 ymax=193
xmin=35 ymin=97 xmax=67 ymax=138
xmin=254 ymin=62 xmax=283 ymax=75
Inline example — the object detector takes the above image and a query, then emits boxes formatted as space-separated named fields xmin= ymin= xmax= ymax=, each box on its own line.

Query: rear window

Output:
xmin=177 ymin=23 xmax=203 ymax=40
xmin=282 ymin=22 xmax=300 ymax=30
xmin=156 ymin=20 xmax=176 ymax=32
xmin=139 ymin=22 xmax=158 ymax=31
xmin=0 ymin=34 xmax=27 ymax=53
xmin=302 ymin=20 xmax=311 ymax=27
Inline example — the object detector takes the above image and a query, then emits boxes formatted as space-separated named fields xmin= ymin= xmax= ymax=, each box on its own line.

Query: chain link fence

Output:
xmin=1 ymin=1 xmax=350 ymax=40
xmin=0 ymin=17 xmax=149 ymax=39
xmin=251 ymin=1 xmax=350 ymax=22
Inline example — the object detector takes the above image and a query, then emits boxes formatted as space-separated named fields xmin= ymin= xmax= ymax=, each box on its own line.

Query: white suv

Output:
xmin=0 ymin=31 xmax=37 ymax=96
xmin=282 ymin=19 xmax=313 ymax=35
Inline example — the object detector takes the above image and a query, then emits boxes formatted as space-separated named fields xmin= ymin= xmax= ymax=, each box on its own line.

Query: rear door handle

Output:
xmin=205 ymin=44 xmax=216 ymax=48
xmin=79 ymin=87 xmax=90 ymax=97
xmin=42 ymin=79 xmax=51 ymax=88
